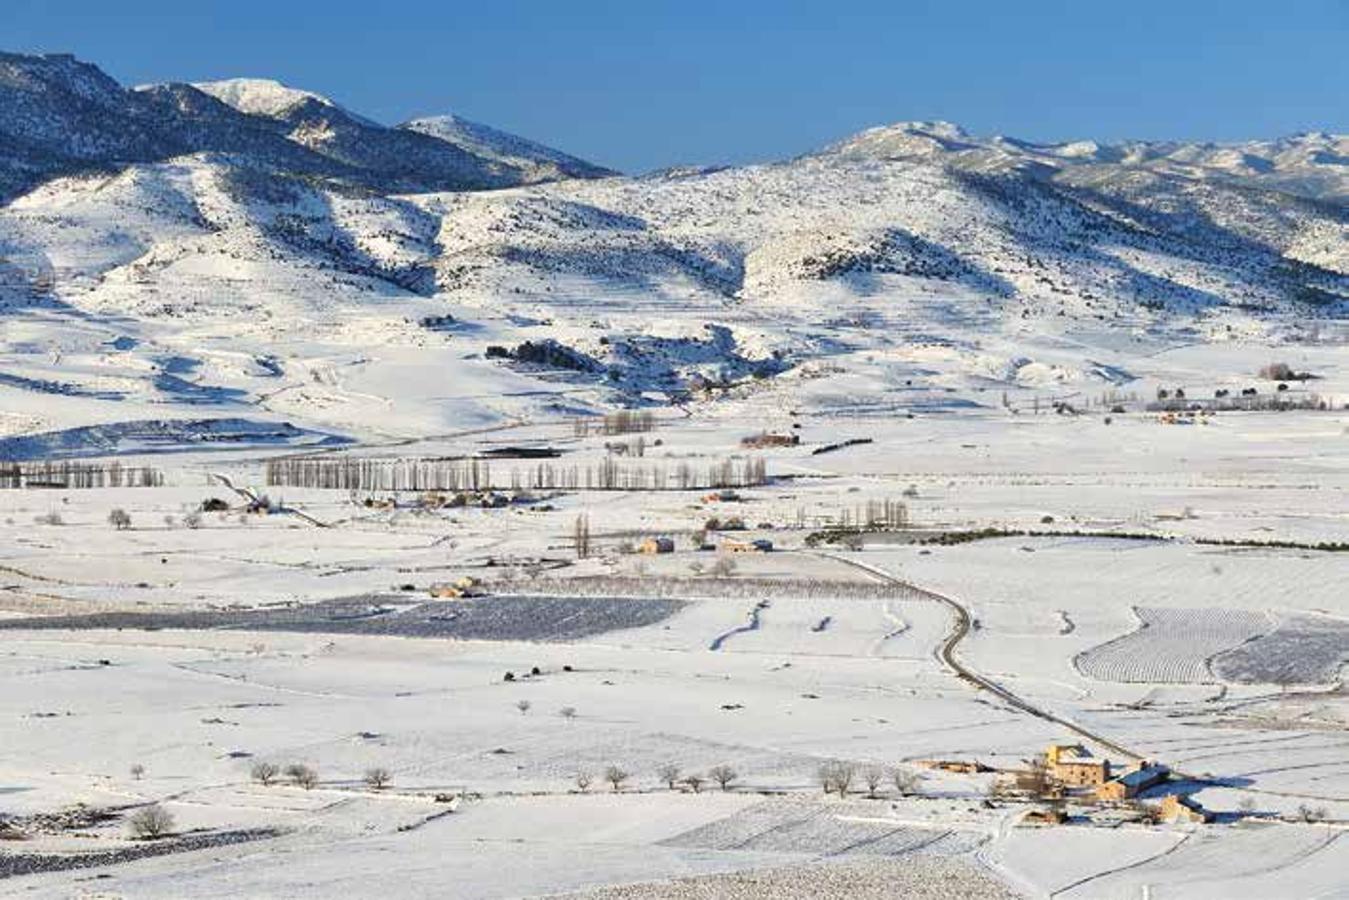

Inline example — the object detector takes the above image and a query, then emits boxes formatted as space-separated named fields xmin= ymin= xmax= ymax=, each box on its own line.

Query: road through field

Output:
xmin=816 ymin=552 xmax=1145 ymax=760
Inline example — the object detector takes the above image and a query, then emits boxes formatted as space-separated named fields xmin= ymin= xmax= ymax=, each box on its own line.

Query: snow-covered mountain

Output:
xmin=827 ymin=120 xmax=1349 ymax=205
xmin=1 ymin=52 xmax=1346 ymax=442
xmin=0 ymin=52 xmax=612 ymax=202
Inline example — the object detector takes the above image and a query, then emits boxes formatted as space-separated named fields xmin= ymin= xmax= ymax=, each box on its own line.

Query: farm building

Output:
xmin=637 ymin=536 xmax=675 ymax=554
xmin=1096 ymin=762 xmax=1170 ymax=801
xmin=1046 ymin=744 xmax=1109 ymax=787
xmin=1159 ymin=794 xmax=1211 ymax=824
xmin=721 ymin=537 xmax=774 ymax=553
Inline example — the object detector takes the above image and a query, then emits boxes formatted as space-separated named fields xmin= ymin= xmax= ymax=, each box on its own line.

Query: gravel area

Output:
xmin=0 ymin=594 xmax=683 ymax=641
xmin=548 ymin=857 xmax=1022 ymax=899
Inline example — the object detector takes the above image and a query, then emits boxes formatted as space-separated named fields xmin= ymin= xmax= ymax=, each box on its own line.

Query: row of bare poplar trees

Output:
xmin=265 ymin=456 xmax=768 ymax=492
xmin=0 ymin=461 xmax=164 ymax=490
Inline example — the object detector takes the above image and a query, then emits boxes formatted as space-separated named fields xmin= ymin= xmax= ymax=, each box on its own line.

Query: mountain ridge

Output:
xmin=0 ymin=51 xmax=613 ymax=202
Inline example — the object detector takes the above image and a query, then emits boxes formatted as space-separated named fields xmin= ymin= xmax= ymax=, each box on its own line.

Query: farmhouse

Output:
xmin=1045 ymin=744 xmax=1109 ymax=787
xmin=1096 ymin=762 xmax=1171 ymax=801
xmin=637 ymin=536 xmax=675 ymax=554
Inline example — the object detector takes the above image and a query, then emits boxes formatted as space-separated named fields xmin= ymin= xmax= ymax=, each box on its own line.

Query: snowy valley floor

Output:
xmin=2 ymin=387 xmax=1349 ymax=899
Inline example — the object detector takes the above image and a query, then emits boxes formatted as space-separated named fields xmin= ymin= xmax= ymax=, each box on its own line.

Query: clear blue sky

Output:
xmin=9 ymin=0 xmax=1348 ymax=173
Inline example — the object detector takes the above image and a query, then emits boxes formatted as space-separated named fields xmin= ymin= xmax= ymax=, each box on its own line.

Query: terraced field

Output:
xmin=1211 ymin=614 xmax=1349 ymax=685
xmin=1074 ymin=607 xmax=1273 ymax=684
xmin=660 ymin=798 xmax=983 ymax=857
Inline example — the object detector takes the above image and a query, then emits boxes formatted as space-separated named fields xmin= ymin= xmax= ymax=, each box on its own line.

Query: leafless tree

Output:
xmin=127 ymin=804 xmax=175 ymax=839
xmin=364 ymin=767 xmax=392 ymax=790
xmin=1296 ymin=803 xmax=1328 ymax=823
xmin=818 ymin=761 xmax=855 ymax=797
xmin=708 ymin=764 xmax=738 ymax=792
xmin=516 ymin=699 xmax=532 ymax=715
xmin=285 ymin=763 xmax=319 ymax=790
xmin=575 ymin=771 xmax=593 ymax=792
xmin=130 ymin=763 xmax=145 ymax=781
xmin=604 ymin=765 xmax=630 ymax=793
xmin=559 ymin=706 xmax=577 ymax=721
xmin=683 ymin=773 xmax=705 ymax=794
xmin=890 ymin=766 xmax=920 ymax=797
xmin=863 ymin=766 xmax=883 ymax=799
xmin=573 ymin=513 xmax=591 ymax=559
xmin=711 ymin=555 xmax=737 ymax=577
xmin=657 ymin=763 xmax=681 ymax=790
xmin=251 ymin=761 xmax=280 ymax=786
xmin=108 ymin=508 xmax=132 ymax=530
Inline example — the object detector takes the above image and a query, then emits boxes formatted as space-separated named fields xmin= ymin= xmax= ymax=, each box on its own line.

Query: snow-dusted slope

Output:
xmin=828 ymin=121 xmax=1349 ymax=204
xmin=401 ymin=114 xmax=613 ymax=181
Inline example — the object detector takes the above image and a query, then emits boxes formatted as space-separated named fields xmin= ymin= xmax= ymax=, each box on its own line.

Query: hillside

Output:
xmin=1 ymin=52 xmax=1347 ymax=444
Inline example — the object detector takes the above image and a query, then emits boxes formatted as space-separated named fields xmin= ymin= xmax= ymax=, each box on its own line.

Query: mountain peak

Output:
xmin=192 ymin=77 xmax=338 ymax=118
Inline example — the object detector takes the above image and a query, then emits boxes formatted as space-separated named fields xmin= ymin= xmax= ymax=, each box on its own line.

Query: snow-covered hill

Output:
xmin=0 ymin=52 xmax=611 ymax=202
xmin=1 ymin=52 xmax=1346 ymax=443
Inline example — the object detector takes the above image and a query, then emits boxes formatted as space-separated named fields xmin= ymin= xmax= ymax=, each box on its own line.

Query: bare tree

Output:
xmin=711 ymin=555 xmax=737 ymax=577
xmin=863 ymin=766 xmax=883 ymax=799
xmin=573 ymin=513 xmax=591 ymax=559
xmin=516 ymin=699 xmax=532 ymax=715
xmin=108 ymin=508 xmax=132 ymax=530
xmin=657 ymin=763 xmax=682 ymax=790
xmin=818 ymin=761 xmax=855 ymax=797
xmin=1296 ymin=803 xmax=1328 ymax=823
xmin=604 ymin=765 xmax=630 ymax=793
xmin=890 ymin=766 xmax=920 ymax=797
xmin=575 ymin=771 xmax=593 ymax=792
xmin=708 ymin=764 xmax=738 ymax=792
xmin=285 ymin=763 xmax=319 ymax=790
xmin=559 ymin=706 xmax=577 ymax=721
xmin=364 ymin=767 xmax=392 ymax=790
xmin=130 ymin=763 xmax=145 ymax=781
xmin=127 ymin=804 xmax=175 ymax=839
xmin=683 ymin=773 xmax=705 ymax=794
xmin=251 ymin=761 xmax=280 ymax=786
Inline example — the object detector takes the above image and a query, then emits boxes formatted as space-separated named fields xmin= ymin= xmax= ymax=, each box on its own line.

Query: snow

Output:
xmin=192 ymin=78 xmax=338 ymax=118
